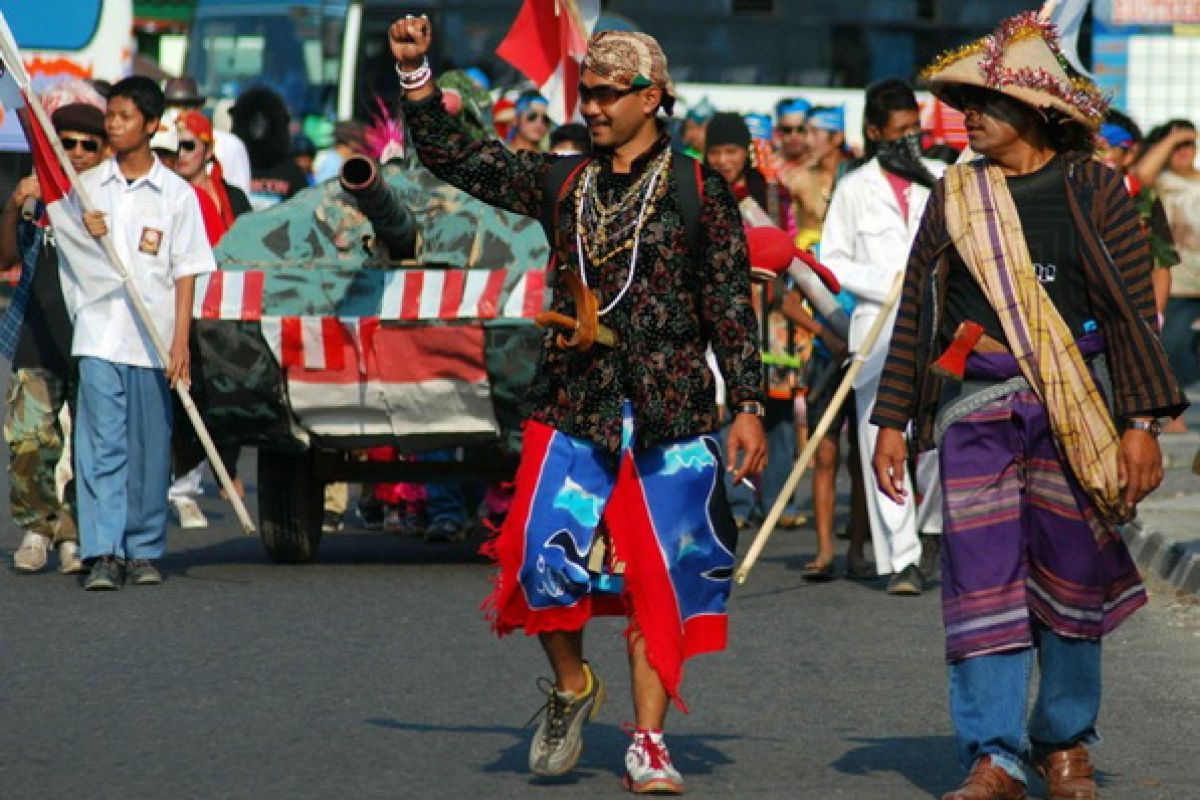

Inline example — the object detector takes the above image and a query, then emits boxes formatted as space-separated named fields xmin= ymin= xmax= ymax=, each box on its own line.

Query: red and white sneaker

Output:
xmin=623 ymin=728 xmax=685 ymax=795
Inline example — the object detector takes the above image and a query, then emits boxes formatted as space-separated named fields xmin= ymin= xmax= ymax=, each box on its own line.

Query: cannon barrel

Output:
xmin=339 ymin=155 xmax=417 ymax=260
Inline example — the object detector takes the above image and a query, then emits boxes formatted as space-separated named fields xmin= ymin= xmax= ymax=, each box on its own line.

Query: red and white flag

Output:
xmin=0 ymin=13 xmax=122 ymax=313
xmin=496 ymin=0 xmax=600 ymax=124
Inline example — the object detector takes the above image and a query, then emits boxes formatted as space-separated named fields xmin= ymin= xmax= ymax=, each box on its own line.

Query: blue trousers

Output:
xmin=75 ymin=358 xmax=173 ymax=561
xmin=723 ymin=398 xmax=797 ymax=521
xmin=949 ymin=622 xmax=1101 ymax=784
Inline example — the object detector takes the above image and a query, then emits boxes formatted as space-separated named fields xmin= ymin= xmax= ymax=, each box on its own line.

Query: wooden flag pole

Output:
xmin=0 ymin=21 xmax=255 ymax=533
xmin=734 ymin=270 xmax=905 ymax=584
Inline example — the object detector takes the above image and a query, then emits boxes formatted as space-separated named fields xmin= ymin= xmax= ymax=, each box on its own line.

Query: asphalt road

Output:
xmin=2 ymin=447 xmax=1199 ymax=800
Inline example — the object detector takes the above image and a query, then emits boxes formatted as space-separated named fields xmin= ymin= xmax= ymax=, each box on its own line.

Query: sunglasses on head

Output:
xmin=523 ymin=110 xmax=550 ymax=124
xmin=61 ymin=136 xmax=100 ymax=153
xmin=578 ymin=83 xmax=642 ymax=108
xmin=778 ymin=125 xmax=806 ymax=135
xmin=177 ymin=140 xmax=200 ymax=152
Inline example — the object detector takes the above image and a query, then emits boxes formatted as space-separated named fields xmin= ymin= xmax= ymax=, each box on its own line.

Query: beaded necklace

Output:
xmin=574 ymin=148 xmax=671 ymax=316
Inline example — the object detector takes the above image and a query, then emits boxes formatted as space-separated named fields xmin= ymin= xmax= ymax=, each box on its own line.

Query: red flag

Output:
xmin=496 ymin=0 xmax=597 ymax=123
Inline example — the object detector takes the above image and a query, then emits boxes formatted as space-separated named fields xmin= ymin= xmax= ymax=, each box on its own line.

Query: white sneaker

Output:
xmin=172 ymin=497 xmax=209 ymax=529
xmin=623 ymin=729 xmax=684 ymax=795
xmin=13 ymin=531 xmax=51 ymax=572
xmin=57 ymin=541 xmax=85 ymax=574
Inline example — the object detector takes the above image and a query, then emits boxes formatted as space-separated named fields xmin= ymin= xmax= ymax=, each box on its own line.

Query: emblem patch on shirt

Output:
xmin=138 ymin=227 xmax=163 ymax=256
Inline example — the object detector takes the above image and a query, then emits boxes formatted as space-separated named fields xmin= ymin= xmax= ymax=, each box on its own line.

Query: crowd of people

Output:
xmin=2 ymin=6 xmax=1199 ymax=798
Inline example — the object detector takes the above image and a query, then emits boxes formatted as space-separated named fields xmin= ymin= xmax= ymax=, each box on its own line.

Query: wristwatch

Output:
xmin=1127 ymin=418 xmax=1161 ymax=437
xmin=734 ymin=400 xmax=766 ymax=418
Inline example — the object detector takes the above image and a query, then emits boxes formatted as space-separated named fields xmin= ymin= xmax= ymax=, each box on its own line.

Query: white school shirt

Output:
xmin=69 ymin=156 xmax=215 ymax=369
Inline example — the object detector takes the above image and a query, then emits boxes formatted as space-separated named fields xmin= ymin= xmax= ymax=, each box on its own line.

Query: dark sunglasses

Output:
xmin=578 ymin=83 xmax=641 ymax=108
xmin=61 ymin=136 xmax=100 ymax=153
xmin=523 ymin=111 xmax=550 ymax=124
xmin=177 ymin=140 xmax=200 ymax=152
xmin=778 ymin=125 xmax=807 ymax=135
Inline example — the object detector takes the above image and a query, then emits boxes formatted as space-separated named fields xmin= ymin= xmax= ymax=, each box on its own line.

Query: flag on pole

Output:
xmin=1043 ymin=0 xmax=1094 ymax=79
xmin=0 ymin=12 xmax=123 ymax=314
xmin=496 ymin=0 xmax=600 ymax=124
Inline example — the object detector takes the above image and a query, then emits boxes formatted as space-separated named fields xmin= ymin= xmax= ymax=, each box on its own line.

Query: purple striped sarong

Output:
xmin=939 ymin=347 xmax=1147 ymax=663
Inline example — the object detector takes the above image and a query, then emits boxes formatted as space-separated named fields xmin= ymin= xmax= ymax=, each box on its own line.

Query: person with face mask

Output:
xmin=391 ymin=15 xmax=765 ymax=794
xmin=871 ymin=15 xmax=1186 ymax=798
xmin=820 ymin=77 xmax=946 ymax=597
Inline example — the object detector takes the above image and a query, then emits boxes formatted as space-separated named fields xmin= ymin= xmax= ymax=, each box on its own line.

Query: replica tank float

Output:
xmin=187 ymin=87 xmax=550 ymax=563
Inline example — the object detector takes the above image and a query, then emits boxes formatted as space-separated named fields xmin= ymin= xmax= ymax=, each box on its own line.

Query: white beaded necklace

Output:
xmin=574 ymin=154 xmax=669 ymax=317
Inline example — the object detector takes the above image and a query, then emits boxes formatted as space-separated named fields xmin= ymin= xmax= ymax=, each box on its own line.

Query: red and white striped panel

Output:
xmin=195 ymin=269 xmax=548 ymax=321
xmin=194 ymin=271 xmax=265 ymax=320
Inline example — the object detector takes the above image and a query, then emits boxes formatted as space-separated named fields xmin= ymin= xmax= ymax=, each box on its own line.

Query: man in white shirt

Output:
xmin=67 ymin=76 xmax=216 ymax=590
xmin=821 ymin=78 xmax=946 ymax=595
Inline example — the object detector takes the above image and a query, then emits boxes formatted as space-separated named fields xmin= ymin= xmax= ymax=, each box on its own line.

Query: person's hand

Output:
xmin=872 ymin=426 xmax=909 ymax=505
xmin=389 ymin=13 xmax=432 ymax=70
xmin=167 ymin=337 xmax=190 ymax=389
xmin=82 ymin=210 xmax=108 ymax=238
xmin=7 ymin=176 xmax=41 ymax=211
xmin=1118 ymin=427 xmax=1163 ymax=514
xmin=726 ymin=411 xmax=767 ymax=484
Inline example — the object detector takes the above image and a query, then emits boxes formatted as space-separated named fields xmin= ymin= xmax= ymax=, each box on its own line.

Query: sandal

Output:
xmin=802 ymin=558 xmax=836 ymax=582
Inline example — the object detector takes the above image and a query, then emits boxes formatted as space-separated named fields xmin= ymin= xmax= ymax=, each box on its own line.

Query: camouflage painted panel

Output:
xmin=215 ymin=162 xmax=549 ymax=272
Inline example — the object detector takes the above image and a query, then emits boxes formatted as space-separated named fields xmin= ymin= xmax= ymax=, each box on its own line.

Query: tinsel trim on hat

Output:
xmin=920 ymin=11 xmax=1108 ymax=126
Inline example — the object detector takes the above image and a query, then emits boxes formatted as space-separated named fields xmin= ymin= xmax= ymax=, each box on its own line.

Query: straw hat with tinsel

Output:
xmin=920 ymin=11 xmax=1108 ymax=130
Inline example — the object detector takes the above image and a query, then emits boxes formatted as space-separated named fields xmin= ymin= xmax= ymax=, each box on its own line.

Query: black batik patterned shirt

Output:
xmin=402 ymin=91 xmax=763 ymax=454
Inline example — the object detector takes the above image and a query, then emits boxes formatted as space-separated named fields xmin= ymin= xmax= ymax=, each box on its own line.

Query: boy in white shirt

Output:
xmin=68 ymin=76 xmax=215 ymax=590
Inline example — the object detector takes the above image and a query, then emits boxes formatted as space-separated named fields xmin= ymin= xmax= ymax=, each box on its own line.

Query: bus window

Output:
xmin=1 ymin=0 xmax=102 ymax=51
xmin=186 ymin=6 xmax=344 ymax=119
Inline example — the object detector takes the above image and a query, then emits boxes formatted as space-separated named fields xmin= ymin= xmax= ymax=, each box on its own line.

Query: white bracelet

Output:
xmin=395 ymin=58 xmax=432 ymax=90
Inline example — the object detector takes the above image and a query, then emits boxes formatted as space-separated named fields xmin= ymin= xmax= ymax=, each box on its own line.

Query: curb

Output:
xmin=1121 ymin=519 xmax=1200 ymax=596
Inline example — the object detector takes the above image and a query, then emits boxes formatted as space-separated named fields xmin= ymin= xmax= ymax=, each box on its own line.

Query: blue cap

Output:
xmin=463 ymin=67 xmax=490 ymax=91
xmin=776 ymin=97 xmax=811 ymax=120
xmin=686 ymin=96 xmax=715 ymax=124
xmin=807 ymin=106 xmax=845 ymax=133
xmin=1100 ymin=122 xmax=1135 ymax=150
xmin=515 ymin=90 xmax=548 ymax=115
xmin=744 ymin=112 xmax=772 ymax=141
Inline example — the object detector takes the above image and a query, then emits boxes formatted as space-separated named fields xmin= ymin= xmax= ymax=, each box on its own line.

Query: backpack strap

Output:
xmin=672 ymin=154 xmax=705 ymax=264
xmin=540 ymin=155 xmax=592 ymax=254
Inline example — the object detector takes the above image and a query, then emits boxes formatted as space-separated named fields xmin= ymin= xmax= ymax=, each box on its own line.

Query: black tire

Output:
xmin=257 ymin=448 xmax=323 ymax=563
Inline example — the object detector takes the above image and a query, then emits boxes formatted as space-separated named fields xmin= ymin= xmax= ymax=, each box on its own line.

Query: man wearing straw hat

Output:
xmin=871 ymin=13 xmax=1187 ymax=800
xmin=390 ymin=14 xmax=764 ymax=795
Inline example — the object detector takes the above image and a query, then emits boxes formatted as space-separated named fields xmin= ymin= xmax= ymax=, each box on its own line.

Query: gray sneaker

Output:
xmin=83 ymin=557 xmax=124 ymax=591
xmin=528 ymin=662 xmax=607 ymax=776
xmin=127 ymin=559 xmax=163 ymax=586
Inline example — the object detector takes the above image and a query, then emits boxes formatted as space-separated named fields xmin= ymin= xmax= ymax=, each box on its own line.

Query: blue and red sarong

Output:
xmin=482 ymin=402 xmax=737 ymax=709
xmin=939 ymin=347 xmax=1147 ymax=663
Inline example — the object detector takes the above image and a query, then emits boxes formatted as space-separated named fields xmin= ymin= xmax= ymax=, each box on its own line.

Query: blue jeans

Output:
xmin=948 ymin=622 xmax=1101 ymax=784
xmin=724 ymin=398 xmax=797 ymax=521
xmin=1162 ymin=297 xmax=1200 ymax=389
xmin=75 ymin=358 xmax=172 ymax=561
xmin=421 ymin=448 xmax=470 ymax=526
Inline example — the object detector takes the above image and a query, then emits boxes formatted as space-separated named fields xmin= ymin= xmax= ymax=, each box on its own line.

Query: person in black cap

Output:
xmin=0 ymin=102 xmax=108 ymax=576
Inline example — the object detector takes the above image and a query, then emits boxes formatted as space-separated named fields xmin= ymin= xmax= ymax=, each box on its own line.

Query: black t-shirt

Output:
xmin=13 ymin=224 xmax=73 ymax=376
xmin=942 ymin=156 xmax=1093 ymax=348
xmin=248 ymin=160 xmax=308 ymax=209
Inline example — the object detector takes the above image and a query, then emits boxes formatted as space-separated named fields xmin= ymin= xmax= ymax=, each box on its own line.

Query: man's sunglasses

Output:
xmin=61 ymin=136 xmax=100 ymax=153
xmin=578 ymin=83 xmax=641 ymax=107
xmin=177 ymin=140 xmax=200 ymax=152
xmin=523 ymin=111 xmax=551 ymax=124
xmin=778 ymin=125 xmax=807 ymax=135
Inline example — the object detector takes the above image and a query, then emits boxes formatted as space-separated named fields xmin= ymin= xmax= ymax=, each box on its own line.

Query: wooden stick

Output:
xmin=0 ymin=30 xmax=255 ymax=534
xmin=734 ymin=270 xmax=905 ymax=584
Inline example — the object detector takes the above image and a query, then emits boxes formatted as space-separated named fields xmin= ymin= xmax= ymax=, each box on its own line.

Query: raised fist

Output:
xmin=389 ymin=14 xmax=432 ymax=70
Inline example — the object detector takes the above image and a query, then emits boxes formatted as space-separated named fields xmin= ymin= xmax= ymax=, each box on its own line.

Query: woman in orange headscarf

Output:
xmin=174 ymin=110 xmax=251 ymax=245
